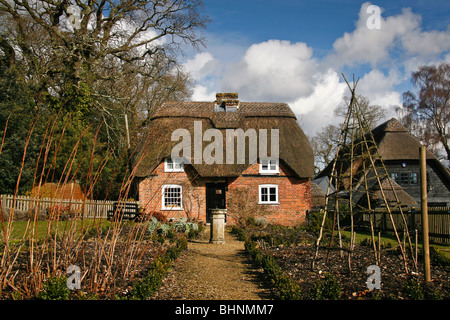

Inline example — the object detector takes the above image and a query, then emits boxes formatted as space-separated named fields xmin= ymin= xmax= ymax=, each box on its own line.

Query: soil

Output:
xmin=244 ymin=226 xmax=450 ymax=300
xmin=0 ymin=224 xmax=166 ymax=299
xmin=269 ymin=244 xmax=450 ymax=299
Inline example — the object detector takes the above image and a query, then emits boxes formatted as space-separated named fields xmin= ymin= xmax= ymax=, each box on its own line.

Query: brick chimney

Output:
xmin=215 ymin=93 xmax=239 ymax=111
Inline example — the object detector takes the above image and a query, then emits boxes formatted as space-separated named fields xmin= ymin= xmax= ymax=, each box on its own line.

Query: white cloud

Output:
xmin=182 ymin=52 xmax=222 ymax=101
xmin=183 ymin=52 xmax=221 ymax=81
xmin=402 ymin=26 xmax=450 ymax=57
xmin=190 ymin=85 xmax=216 ymax=102
xmin=184 ymin=2 xmax=450 ymax=138
xmin=221 ymin=40 xmax=317 ymax=101
xmin=358 ymin=69 xmax=402 ymax=107
xmin=289 ymin=70 xmax=347 ymax=135
xmin=327 ymin=2 xmax=421 ymax=68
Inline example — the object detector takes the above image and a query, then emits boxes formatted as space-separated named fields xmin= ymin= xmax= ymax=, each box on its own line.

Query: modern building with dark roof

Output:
xmin=317 ymin=118 xmax=450 ymax=208
xmin=134 ymin=93 xmax=314 ymax=225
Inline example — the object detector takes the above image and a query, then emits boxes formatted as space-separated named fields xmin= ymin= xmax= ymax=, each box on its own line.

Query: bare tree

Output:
xmin=312 ymin=94 xmax=386 ymax=174
xmin=310 ymin=124 xmax=340 ymax=174
xmin=0 ymin=0 xmax=207 ymax=146
xmin=334 ymin=95 xmax=386 ymax=134
xmin=0 ymin=0 xmax=207 ymax=83
xmin=402 ymin=62 xmax=450 ymax=160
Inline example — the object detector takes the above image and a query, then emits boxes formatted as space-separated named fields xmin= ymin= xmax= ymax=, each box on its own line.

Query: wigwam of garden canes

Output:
xmin=311 ymin=74 xmax=418 ymax=274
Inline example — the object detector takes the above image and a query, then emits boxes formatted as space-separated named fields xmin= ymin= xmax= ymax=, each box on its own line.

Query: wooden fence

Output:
xmin=358 ymin=207 xmax=450 ymax=244
xmin=1 ymin=194 xmax=140 ymax=219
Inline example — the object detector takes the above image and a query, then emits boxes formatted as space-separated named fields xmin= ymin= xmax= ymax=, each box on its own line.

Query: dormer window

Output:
xmin=214 ymin=93 xmax=240 ymax=112
xmin=164 ymin=157 xmax=184 ymax=172
xmin=260 ymin=159 xmax=279 ymax=174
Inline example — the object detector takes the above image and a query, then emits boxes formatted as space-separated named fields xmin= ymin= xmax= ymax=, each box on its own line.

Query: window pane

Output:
xmin=391 ymin=173 xmax=399 ymax=183
xmin=164 ymin=186 xmax=181 ymax=208
xmin=400 ymin=173 xmax=409 ymax=185
xmin=174 ymin=158 xmax=183 ymax=169
xmin=410 ymin=173 xmax=418 ymax=184
xmin=261 ymin=160 xmax=269 ymax=170
xmin=260 ymin=186 xmax=277 ymax=203
xmin=260 ymin=186 xmax=268 ymax=202
xmin=166 ymin=158 xmax=184 ymax=171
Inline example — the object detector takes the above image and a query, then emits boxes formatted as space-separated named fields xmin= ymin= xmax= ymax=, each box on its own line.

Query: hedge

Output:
xmin=128 ymin=236 xmax=187 ymax=300
xmin=244 ymin=237 xmax=302 ymax=300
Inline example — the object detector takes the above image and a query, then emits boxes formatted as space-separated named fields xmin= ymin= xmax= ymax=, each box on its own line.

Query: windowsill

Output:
xmin=164 ymin=170 xmax=184 ymax=173
xmin=161 ymin=208 xmax=184 ymax=211
xmin=259 ymin=171 xmax=279 ymax=175
xmin=258 ymin=202 xmax=280 ymax=205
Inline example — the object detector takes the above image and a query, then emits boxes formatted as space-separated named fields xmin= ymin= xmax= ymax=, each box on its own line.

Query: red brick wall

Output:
xmin=227 ymin=162 xmax=311 ymax=226
xmin=138 ymin=161 xmax=311 ymax=226
xmin=138 ymin=162 xmax=206 ymax=221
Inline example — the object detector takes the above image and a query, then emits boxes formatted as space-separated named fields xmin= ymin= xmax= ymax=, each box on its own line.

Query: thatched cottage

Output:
xmin=317 ymin=118 xmax=450 ymax=208
xmin=134 ymin=93 xmax=314 ymax=225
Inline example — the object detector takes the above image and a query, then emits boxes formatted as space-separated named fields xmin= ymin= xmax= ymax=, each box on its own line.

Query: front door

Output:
xmin=206 ymin=183 xmax=226 ymax=223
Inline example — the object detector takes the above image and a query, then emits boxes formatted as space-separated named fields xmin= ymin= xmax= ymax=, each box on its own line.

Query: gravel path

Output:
xmin=153 ymin=230 xmax=275 ymax=300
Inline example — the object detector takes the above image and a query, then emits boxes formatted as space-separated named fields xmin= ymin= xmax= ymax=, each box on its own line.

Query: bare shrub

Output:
xmin=227 ymin=187 xmax=269 ymax=227
xmin=0 ymin=112 xmax=167 ymax=299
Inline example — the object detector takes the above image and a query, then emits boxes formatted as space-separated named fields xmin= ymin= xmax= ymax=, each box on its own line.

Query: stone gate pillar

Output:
xmin=210 ymin=208 xmax=226 ymax=244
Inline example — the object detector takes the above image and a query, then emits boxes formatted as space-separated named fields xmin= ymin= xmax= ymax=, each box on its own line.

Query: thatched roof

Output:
xmin=358 ymin=177 xmax=418 ymax=208
xmin=318 ymin=118 xmax=450 ymax=181
xmin=134 ymin=95 xmax=314 ymax=179
xmin=372 ymin=118 xmax=436 ymax=161
xmin=316 ymin=117 xmax=450 ymax=208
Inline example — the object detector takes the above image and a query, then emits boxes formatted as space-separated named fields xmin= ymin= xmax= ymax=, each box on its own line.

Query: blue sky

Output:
xmin=182 ymin=1 xmax=450 ymax=136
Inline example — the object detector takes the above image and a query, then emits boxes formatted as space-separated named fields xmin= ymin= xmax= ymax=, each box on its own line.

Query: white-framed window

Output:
xmin=259 ymin=184 xmax=279 ymax=204
xmin=162 ymin=184 xmax=183 ymax=210
xmin=259 ymin=159 xmax=279 ymax=174
xmin=164 ymin=157 xmax=184 ymax=172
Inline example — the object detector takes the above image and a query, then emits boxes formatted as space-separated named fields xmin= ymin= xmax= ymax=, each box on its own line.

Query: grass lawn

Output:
xmin=339 ymin=230 xmax=450 ymax=259
xmin=0 ymin=219 xmax=111 ymax=243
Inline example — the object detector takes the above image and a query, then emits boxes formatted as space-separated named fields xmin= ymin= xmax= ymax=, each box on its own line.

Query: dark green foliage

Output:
xmin=0 ymin=65 xmax=130 ymax=200
xmin=312 ymin=272 xmax=342 ymax=300
xmin=230 ymin=225 xmax=246 ymax=241
xmin=0 ymin=66 xmax=43 ymax=194
xmin=82 ymin=223 xmax=111 ymax=240
xmin=128 ymin=237 xmax=187 ymax=300
xmin=244 ymin=238 xmax=302 ymax=300
xmin=37 ymin=276 xmax=70 ymax=300
xmin=130 ymin=258 xmax=168 ymax=300
xmin=403 ymin=278 xmax=425 ymax=300
xmin=403 ymin=277 xmax=443 ymax=300
xmin=305 ymin=210 xmax=333 ymax=235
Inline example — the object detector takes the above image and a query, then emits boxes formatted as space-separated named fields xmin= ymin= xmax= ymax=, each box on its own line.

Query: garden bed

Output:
xmin=0 ymin=220 xmax=191 ymax=300
xmin=236 ymin=225 xmax=450 ymax=300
